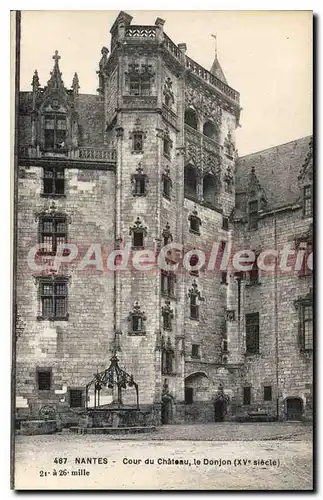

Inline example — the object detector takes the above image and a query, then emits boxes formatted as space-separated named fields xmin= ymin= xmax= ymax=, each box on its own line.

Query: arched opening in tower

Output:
xmin=184 ymin=108 xmax=198 ymax=130
xmin=203 ymin=173 xmax=217 ymax=206
xmin=203 ymin=121 xmax=217 ymax=140
xmin=184 ymin=165 xmax=197 ymax=199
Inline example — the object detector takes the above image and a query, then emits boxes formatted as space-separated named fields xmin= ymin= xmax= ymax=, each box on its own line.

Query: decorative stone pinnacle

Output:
xmin=72 ymin=72 xmax=80 ymax=95
xmin=31 ymin=70 xmax=40 ymax=90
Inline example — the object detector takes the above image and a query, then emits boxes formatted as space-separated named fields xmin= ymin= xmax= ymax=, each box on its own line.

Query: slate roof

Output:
xmin=210 ymin=57 xmax=227 ymax=84
xmin=235 ymin=136 xmax=312 ymax=212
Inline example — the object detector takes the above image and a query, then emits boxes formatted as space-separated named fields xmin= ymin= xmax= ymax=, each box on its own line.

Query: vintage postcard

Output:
xmin=11 ymin=9 xmax=313 ymax=490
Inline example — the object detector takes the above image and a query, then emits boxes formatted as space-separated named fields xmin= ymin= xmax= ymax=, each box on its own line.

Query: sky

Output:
xmin=19 ymin=10 xmax=312 ymax=156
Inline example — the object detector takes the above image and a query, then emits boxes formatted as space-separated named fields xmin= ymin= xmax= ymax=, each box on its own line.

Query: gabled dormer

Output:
xmin=30 ymin=51 xmax=80 ymax=156
xmin=298 ymin=137 xmax=313 ymax=218
xmin=247 ymin=166 xmax=267 ymax=230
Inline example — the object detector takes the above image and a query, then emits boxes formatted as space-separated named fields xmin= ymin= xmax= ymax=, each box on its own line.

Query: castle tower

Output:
xmin=99 ymin=12 xmax=241 ymax=421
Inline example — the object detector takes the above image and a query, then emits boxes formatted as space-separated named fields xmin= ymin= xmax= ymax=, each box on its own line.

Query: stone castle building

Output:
xmin=15 ymin=11 xmax=313 ymax=426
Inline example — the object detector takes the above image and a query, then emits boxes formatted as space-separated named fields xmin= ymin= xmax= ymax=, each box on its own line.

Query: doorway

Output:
xmin=161 ymin=397 xmax=173 ymax=425
xmin=286 ymin=398 xmax=303 ymax=421
xmin=214 ymin=399 xmax=226 ymax=422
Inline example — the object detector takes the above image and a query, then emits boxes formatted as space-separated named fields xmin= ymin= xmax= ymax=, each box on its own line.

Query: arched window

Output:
xmin=184 ymin=109 xmax=198 ymax=130
xmin=203 ymin=121 xmax=217 ymax=140
xmin=184 ymin=165 xmax=197 ymax=199
xmin=203 ymin=173 xmax=217 ymax=206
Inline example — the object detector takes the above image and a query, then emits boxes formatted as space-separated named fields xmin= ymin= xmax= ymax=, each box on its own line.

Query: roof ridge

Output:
xmin=238 ymin=136 xmax=312 ymax=159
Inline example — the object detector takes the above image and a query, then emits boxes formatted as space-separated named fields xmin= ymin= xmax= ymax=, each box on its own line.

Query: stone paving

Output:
xmin=14 ymin=423 xmax=313 ymax=490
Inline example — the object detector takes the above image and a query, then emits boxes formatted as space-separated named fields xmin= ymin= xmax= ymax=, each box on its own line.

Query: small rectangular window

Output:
xmin=133 ymin=133 xmax=143 ymax=152
xmin=163 ymin=138 xmax=171 ymax=158
xmin=133 ymin=231 xmax=144 ymax=249
xmin=44 ymin=116 xmax=67 ymax=150
xmin=243 ymin=386 xmax=251 ymax=405
xmin=190 ymin=296 xmax=199 ymax=320
xmin=264 ymin=386 xmax=272 ymax=401
xmin=302 ymin=304 xmax=313 ymax=350
xmin=246 ymin=312 xmax=259 ymax=354
xmin=222 ymin=339 xmax=228 ymax=352
xmin=134 ymin=177 xmax=146 ymax=196
xmin=222 ymin=217 xmax=229 ymax=231
xmin=163 ymin=177 xmax=171 ymax=199
xmin=191 ymin=344 xmax=200 ymax=358
xmin=43 ymin=168 xmax=65 ymax=196
xmin=190 ymin=218 xmax=200 ymax=234
xmin=249 ymin=254 xmax=259 ymax=285
xmin=161 ymin=272 xmax=175 ymax=298
xmin=69 ymin=389 xmax=83 ymax=408
xmin=37 ymin=370 xmax=51 ymax=391
xmin=163 ymin=313 xmax=172 ymax=330
xmin=221 ymin=272 xmax=227 ymax=284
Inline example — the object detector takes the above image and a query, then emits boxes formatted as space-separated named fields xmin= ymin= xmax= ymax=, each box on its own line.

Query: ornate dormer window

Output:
xmin=163 ymin=77 xmax=175 ymax=108
xmin=247 ymin=166 xmax=267 ymax=230
xmin=248 ymin=200 xmax=259 ymax=230
xmin=188 ymin=207 xmax=202 ymax=235
xmin=298 ymin=137 xmax=313 ymax=218
xmin=125 ymin=63 xmax=154 ymax=96
xmin=188 ymin=280 xmax=204 ymax=320
xmin=162 ymin=166 xmax=172 ymax=200
xmin=161 ymin=299 xmax=174 ymax=331
xmin=127 ymin=301 xmax=146 ymax=335
xmin=131 ymin=162 xmax=148 ymax=197
xmin=129 ymin=216 xmax=147 ymax=249
xmin=161 ymin=336 xmax=175 ymax=375
xmin=31 ymin=51 xmax=80 ymax=155
xmin=129 ymin=118 xmax=147 ymax=154
xmin=303 ymin=185 xmax=313 ymax=217
xmin=163 ymin=127 xmax=173 ymax=159
xmin=44 ymin=115 xmax=67 ymax=150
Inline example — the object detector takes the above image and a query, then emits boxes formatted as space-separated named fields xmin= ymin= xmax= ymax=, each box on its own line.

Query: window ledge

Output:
xmin=128 ymin=331 xmax=146 ymax=336
xmin=163 ymin=153 xmax=171 ymax=161
xmin=42 ymin=147 xmax=69 ymax=154
xmin=37 ymin=315 xmax=69 ymax=322
xmin=40 ymin=193 xmax=66 ymax=198
xmin=162 ymin=372 xmax=177 ymax=377
xmin=162 ymin=193 xmax=171 ymax=201
xmin=244 ymin=351 xmax=261 ymax=356
xmin=189 ymin=316 xmax=199 ymax=321
xmin=132 ymin=246 xmax=144 ymax=251
xmin=245 ymin=282 xmax=262 ymax=287
xmin=191 ymin=356 xmax=201 ymax=360
xmin=131 ymin=150 xmax=144 ymax=155
xmin=189 ymin=229 xmax=200 ymax=236
xmin=161 ymin=292 xmax=176 ymax=300
xmin=133 ymin=193 xmax=147 ymax=197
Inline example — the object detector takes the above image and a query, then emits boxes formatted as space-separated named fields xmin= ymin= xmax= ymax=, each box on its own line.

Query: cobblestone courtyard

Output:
xmin=14 ymin=423 xmax=313 ymax=490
